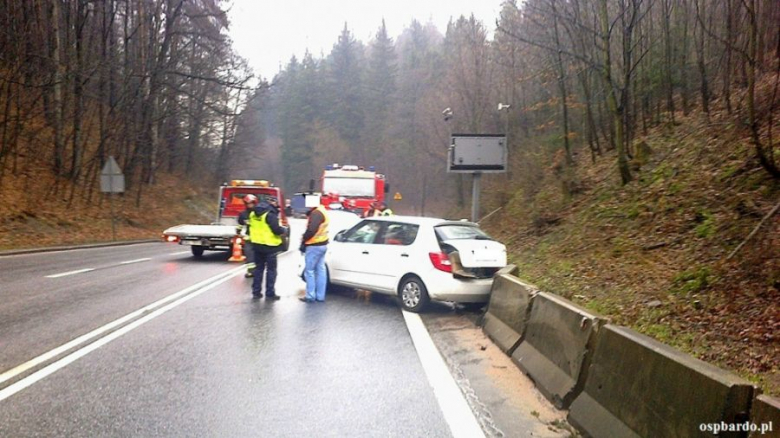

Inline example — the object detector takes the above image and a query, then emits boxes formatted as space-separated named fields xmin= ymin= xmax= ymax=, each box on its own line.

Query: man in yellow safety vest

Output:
xmin=248 ymin=196 xmax=288 ymax=300
xmin=299 ymin=195 xmax=330 ymax=303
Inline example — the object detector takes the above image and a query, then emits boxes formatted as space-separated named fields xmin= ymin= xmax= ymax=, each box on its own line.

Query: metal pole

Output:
xmin=109 ymin=176 xmax=116 ymax=241
xmin=505 ymin=108 xmax=511 ymax=181
xmin=471 ymin=172 xmax=481 ymax=222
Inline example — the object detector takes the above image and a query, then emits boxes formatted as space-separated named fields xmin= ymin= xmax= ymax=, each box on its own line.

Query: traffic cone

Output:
xmin=229 ymin=237 xmax=246 ymax=262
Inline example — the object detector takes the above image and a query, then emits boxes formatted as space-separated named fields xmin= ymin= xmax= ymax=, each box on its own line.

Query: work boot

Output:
xmin=245 ymin=268 xmax=254 ymax=278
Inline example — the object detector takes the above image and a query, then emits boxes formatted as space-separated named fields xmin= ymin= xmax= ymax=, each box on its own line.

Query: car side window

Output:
xmin=379 ymin=223 xmax=419 ymax=246
xmin=343 ymin=221 xmax=383 ymax=244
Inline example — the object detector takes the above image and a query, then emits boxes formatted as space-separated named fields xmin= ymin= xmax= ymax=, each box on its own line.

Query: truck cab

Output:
xmin=218 ymin=180 xmax=289 ymax=228
xmin=320 ymin=164 xmax=388 ymax=216
xmin=162 ymin=179 xmax=290 ymax=258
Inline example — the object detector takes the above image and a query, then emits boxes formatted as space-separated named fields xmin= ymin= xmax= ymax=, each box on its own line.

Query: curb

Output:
xmin=0 ymin=239 xmax=160 ymax=257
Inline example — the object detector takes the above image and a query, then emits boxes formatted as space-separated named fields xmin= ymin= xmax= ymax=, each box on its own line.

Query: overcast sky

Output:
xmin=227 ymin=0 xmax=503 ymax=81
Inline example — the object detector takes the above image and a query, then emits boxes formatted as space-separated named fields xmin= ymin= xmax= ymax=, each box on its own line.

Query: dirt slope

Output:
xmin=481 ymin=112 xmax=779 ymax=395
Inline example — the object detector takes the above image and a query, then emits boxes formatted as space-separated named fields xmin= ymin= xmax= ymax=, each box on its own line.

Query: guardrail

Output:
xmin=482 ymin=265 xmax=779 ymax=438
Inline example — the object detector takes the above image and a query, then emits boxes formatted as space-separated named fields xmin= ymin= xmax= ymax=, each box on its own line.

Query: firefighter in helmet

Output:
xmin=237 ymin=194 xmax=258 ymax=277
xmin=377 ymin=202 xmax=393 ymax=216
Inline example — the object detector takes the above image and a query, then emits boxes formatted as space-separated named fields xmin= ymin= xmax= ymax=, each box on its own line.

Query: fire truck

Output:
xmin=320 ymin=164 xmax=388 ymax=216
xmin=162 ymin=180 xmax=290 ymax=257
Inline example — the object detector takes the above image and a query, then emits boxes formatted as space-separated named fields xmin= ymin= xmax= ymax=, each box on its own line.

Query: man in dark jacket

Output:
xmin=299 ymin=196 xmax=329 ymax=303
xmin=248 ymin=196 xmax=288 ymax=300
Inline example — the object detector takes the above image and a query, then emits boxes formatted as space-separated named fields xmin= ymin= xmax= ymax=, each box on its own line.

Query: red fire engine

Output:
xmin=319 ymin=164 xmax=388 ymax=216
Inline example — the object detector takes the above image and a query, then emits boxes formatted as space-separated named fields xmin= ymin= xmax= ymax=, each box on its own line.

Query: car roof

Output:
xmin=363 ymin=215 xmax=480 ymax=228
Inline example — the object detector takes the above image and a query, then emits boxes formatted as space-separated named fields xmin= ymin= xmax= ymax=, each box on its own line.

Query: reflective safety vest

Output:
xmin=305 ymin=205 xmax=330 ymax=245
xmin=249 ymin=211 xmax=282 ymax=246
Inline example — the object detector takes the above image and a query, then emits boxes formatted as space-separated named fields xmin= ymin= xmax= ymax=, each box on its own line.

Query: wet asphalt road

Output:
xmin=0 ymin=230 xmax=452 ymax=437
xmin=0 ymin=220 xmax=572 ymax=437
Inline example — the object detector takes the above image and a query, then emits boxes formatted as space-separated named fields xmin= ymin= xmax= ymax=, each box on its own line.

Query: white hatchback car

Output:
xmin=326 ymin=216 xmax=507 ymax=312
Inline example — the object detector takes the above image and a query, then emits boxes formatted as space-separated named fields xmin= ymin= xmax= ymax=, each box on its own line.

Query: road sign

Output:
xmin=393 ymin=192 xmax=402 ymax=200
xmin=100 ymin=156 xmax=124 ymax=241
xmin=446 ymin=134 xmax=507 ymax=222
xmin=100 ymin=156 xmax=125 ymax=193
xmin=447 ymin=134 xmax=507 ymax=173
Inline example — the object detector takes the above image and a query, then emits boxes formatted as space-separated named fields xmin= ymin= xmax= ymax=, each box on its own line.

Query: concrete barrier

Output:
xmin=749 ymin=395 xmax=780 ymax=438
xmin=510 ymin=292 xmax=605 ymax=409
xmin=481 ymin=265 xmax=536 ymax=355
xmin=569 ymin=325 xmax=756 ymax=438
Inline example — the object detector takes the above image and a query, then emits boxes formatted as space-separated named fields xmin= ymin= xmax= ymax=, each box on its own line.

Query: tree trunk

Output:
xmin=600 ymin=0 xmax=632 ymax=184
xmin=694 ymin=0 xmax=711 ymax=115
xmin=70 ymin=0 xmax=86 ymax=182
xmin=662 ymin=0 xmax=676 ymax=123
xmin=551 ymin=0 xmax=573 ymax=166
xmin=50 ymin=0 xmax=65 ymax=177
xmin=745 ymin=0 xmax=780 ymax=178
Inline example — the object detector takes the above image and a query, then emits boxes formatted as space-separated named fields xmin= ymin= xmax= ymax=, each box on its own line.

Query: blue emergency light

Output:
xmin=369 ymin=166 xmax=375 ymax=171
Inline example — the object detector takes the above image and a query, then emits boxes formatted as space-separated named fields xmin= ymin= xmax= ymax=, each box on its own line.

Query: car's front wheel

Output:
xmin=399 ymin=276 xmax=430 ymax=313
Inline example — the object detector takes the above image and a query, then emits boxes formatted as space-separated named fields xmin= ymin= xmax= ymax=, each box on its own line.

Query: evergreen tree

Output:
xmin=365 ymin=19 xmax=398 ymax=167
xmin=326 ymin=23 xmax=366 ymax=163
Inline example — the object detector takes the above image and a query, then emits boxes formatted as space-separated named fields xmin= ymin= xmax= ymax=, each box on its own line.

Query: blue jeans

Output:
xmin=304 ymin=245 xmax=328 ymax=301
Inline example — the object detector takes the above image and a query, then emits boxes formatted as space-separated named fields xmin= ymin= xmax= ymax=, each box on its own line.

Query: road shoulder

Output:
xmin=422 ymin=306 xmax=577 ymax=438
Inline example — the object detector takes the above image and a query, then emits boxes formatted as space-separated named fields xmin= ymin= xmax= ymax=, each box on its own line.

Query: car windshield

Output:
xmin=322 ymin=177 xmax=375 ymax=197
xmin=435 ymin=224 xmax=493 ymax=241
xmin=343 ymin=221 xmax=382 ymax=244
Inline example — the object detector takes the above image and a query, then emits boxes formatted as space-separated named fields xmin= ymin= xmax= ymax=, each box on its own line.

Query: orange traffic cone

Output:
xmin=229 ymin=237 xmax=246 ymax=262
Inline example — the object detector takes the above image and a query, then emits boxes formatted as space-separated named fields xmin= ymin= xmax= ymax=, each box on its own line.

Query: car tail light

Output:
xmin=429 ymin=252 xmax=452 ymax=273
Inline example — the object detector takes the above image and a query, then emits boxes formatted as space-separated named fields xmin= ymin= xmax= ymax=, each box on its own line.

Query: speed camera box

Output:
xmin=448 ymin=134 xmax=507 ymax=173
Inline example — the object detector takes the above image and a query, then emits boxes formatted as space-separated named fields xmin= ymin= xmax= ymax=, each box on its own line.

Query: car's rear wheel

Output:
xmin=399 ymin=276 xmax=430 ymax=313
xmin=191 ymin=245 xmax=206 ymax=258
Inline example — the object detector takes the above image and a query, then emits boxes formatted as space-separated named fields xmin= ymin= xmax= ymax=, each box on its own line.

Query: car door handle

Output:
xmin=362 ymin=251 xmax=369 ymax=255
xmin=401 ymin=253 xmax=409 ymax=257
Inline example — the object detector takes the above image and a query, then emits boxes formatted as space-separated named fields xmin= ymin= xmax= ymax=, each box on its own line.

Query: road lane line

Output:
xmin=119 ymin=258 xmax=151 ymax=265
xmin=0 ymin=265 xmax=246 ymax=389
xmin=167 ymin=251 xmax=191 ymax=256
xmin=0 ymin=266 xmax=246 ymax=403
xmin=44 ymin=268 xmax=95 ymax=278
xmin=402 ymin=311 xmax=486 ymax=438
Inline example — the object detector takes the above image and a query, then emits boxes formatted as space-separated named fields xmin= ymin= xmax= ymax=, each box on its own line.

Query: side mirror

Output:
xmin=309 ymin=179 xmax=316 ymax=192
xmin=384 ymin=183 xmax=390 ymax=193
xmin=335 ymin=230 xmax=346 ymax=242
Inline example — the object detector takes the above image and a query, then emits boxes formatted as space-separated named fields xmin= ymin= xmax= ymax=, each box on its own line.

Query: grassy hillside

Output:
xmin=480 ymin=112 xmax=779 ymax=395
xmin=0 ymin=166 xmax=218 ymax=250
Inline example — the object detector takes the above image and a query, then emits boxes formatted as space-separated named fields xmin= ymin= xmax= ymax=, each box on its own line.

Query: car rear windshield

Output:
xmin=435 ymin=224 xmax=493 ymax=241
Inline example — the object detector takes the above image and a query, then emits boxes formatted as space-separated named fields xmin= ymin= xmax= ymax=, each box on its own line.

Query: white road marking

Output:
xmin=402 ymin=311 xmax=486 ymax=438
xmin=44 ymin=268 xmax=95 ymax=278
xmin=0 ymin=265 xmax=246 ymax=393
xmin=167 ymin=251 xmax=190 ymax=256
xmin=118 ymin=258 xmax=151 ymax=265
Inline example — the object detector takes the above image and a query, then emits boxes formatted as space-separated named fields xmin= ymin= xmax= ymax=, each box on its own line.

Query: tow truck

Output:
xmin=162 ymin=180 xmax=290 ymax=257
xmin=320 ymin=164 xmax=388 ymax=215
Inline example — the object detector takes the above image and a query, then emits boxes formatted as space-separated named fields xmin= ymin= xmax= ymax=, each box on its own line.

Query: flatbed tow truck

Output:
xmin=162 ymin=180 xmax=290 ymax=257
